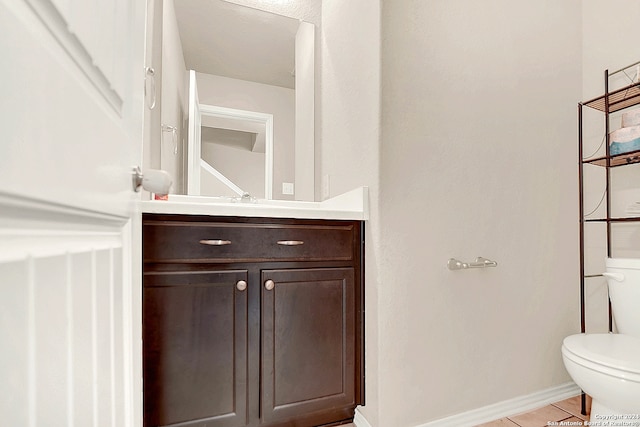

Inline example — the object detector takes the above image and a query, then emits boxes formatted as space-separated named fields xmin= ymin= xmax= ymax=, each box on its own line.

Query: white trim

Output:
xmin=0 ymin=214 xmax=131 ymax=426
xmin=25 ymin=0 xmax=123 ymax=112
xmin=0 ymin=191 xmax=128 ymax=229
xmin=188 ymin=70 xmax=202 ymax=196
xmin=354 ymin=406 xmax=374 ymax=427
xmin=354 ymin=382 xmax=581 ymax=427
xmin=200 ymin=159 xmax=246 ymax=197
xmin=197 ymin=103 xmax=274 ymax=199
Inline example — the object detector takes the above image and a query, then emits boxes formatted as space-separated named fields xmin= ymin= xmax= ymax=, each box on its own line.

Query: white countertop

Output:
xmin=140 ymin=187 xmax=369 ymax=221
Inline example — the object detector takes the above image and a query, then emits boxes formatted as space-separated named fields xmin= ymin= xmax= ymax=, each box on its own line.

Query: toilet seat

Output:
xmin=562 ymin=334 xmax=640 ymax=381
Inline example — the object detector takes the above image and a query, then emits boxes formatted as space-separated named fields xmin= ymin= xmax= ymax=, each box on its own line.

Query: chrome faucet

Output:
xmin=238 ymin=192 xmax=255 ymax=203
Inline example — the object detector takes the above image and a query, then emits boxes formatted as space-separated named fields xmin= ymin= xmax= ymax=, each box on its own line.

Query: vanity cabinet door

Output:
xmin=143 ymin=270 xmax=249 ymax=427
xmin=260 ymin=268 xmax=356 ymax=425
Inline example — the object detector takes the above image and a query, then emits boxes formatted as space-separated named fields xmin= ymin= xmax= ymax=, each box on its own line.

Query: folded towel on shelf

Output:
xmin=610 ymin=125 xmax=640 ymax=155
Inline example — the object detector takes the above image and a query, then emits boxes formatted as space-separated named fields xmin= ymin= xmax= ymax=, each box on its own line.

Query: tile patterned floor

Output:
xmin=476 ymin=395 xmax=589 ymax=427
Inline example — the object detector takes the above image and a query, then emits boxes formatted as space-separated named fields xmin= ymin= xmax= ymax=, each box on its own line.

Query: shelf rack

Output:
xmin=582 ymin=81 xmax=640 ymax=113
xmin=577 ymin=64 xmax=640 ymax=415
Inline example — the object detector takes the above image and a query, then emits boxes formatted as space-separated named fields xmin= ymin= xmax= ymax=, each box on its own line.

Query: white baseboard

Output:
xmin=353 ymin=382 xmax=581 ymax=427
xmin=354 ymin=406 xmax=373 ymax=427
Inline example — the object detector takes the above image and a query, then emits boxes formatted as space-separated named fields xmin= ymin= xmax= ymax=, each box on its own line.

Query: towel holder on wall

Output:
xmin=162 ymin=124 xmax=178 ymax=154
xmin=448 ymin=257 xmax=497 ymax=270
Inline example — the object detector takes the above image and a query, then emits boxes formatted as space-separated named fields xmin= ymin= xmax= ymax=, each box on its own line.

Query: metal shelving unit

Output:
xmin=577 ymin=62 xmax=640 ymax=415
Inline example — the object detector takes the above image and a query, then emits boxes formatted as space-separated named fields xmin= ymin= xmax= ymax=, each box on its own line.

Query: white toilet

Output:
xmin=562 ymin=257 xmax=640 ymax=417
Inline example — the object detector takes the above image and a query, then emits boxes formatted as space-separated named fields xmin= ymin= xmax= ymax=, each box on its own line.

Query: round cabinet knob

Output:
xmin=264 ymin=279 xmax=275 ymax=291
xmin=236 ymin=280 xmax=247 ymax=291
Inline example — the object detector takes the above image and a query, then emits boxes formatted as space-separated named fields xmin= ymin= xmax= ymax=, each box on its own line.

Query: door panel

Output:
xmin=0 ymin=0 xmax=144 ymax=217
xmin=0 ymin=239 xmax=130 ymax=426
xmin=0 ymin=0 xmax=145 ymax=426
xmin=261 ymin=268 xmax=355 ymax=423
xmin=143 ymin=270 xmax=249 ymax=427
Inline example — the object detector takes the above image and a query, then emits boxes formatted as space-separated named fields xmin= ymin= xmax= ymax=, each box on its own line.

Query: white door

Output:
xmin=0 ymin=0 xmax=146 ymax=426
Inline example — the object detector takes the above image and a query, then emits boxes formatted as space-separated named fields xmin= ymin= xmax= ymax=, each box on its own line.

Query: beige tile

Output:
xmin=475 ymin=418 xmax=520 ymax=426
xmin=508 ymin=404 xmax=572 ymax=427
xmin=552 ymin=395 xmax=590 ymax=420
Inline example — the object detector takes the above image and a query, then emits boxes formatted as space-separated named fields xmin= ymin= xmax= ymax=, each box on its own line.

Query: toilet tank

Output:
xmin=605 ymin=258 xmax=640 ymax=338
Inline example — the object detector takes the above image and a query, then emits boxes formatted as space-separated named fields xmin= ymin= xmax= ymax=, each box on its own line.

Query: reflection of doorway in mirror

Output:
xmin=200 ymin=116 xmax=269 ymax=199
xmin=187 ymin=72 xmax=274 ymax=199
xmin=196 ymin=104 xmax=274 ymax=199
xmin=194 ymin=73 xmax=285 ymax=200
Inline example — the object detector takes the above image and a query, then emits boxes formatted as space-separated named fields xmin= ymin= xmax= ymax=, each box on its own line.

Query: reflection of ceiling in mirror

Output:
xmin=223 ymin=0 xmax=321 ymax=26
xmin=174 ymin=0 xmax=301 ymax=89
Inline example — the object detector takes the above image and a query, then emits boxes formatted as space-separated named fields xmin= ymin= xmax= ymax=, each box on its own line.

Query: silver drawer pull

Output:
xmin=236 ymin=280 xmax=247 ymax=291
xmin=276 ymin=240 xmax=304 ymax=246
xmin=199 ymin=239 xmax=232 ymax=246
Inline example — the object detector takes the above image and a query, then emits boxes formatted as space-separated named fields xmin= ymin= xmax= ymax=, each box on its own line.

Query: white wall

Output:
xmin=377 ymin=1 xmax=581 ymax=424
xmin=319 ymin=0 xmax=381 ymax=425
xmin=320 ymin=0 xmax=590 ymax=426
xmin=319 ymin=1 xmax=380 ymax=201
xmin=196 ymin=73 xmax=295 ymax=200
xmin=295 ymin=21 xmax=316 ymax=201
xmin=161 ymin=0 xmax=188 ymax=194
xmin=143 ymin=0 xmax=163 ymax=189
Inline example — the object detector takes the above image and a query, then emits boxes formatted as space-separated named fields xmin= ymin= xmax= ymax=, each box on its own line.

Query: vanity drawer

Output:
xmin=143 ymin=218 xmax=357 ymax=263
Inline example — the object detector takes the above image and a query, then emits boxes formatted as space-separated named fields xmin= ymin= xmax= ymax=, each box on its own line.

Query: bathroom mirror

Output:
xmin=168 ymin=0 xmax=316 ymax=200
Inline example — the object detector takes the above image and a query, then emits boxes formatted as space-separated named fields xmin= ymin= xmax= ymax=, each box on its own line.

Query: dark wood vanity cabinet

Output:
xmin=143 ymin=269 xmax=249 ymax=427
xmin=142 ymin=214 xmax=364 ymax=427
